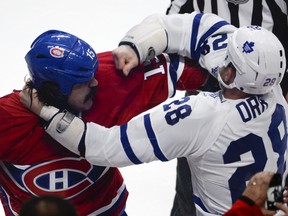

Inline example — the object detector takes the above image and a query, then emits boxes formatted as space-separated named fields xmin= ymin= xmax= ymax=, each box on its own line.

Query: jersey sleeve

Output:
xmin=171 ymin=54 xmax=208 ymax=91
xmin=43 ymin=97 xmax=199 ymax=167
xmin=223 ymin=199 xmax=262 ymax=216
xmin=84 ymin=51 xmax=207 ymax=127
xmin=43 ymin=92 xmax=227 ymax=167
xmin=158 ymin=12 xmax=236 ymax=77
xmin=120 ymin=12 xmax=236 ymax=77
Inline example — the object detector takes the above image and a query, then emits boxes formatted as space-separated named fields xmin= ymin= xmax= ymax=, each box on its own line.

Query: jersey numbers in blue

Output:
xmin=224 ymin=104 xmax=287 ymax=203
xmin=212 ymin=34 xmax=228 ymax=50
xmin=223 ymin=134 xmax=267 ymax=203
xmin=163 ymin=97 xmax=192 ymax=125
xmin=201 ymin=34 xmax=228 ymax=55
xmin=263 ymin=78 xmax=277 ymax=87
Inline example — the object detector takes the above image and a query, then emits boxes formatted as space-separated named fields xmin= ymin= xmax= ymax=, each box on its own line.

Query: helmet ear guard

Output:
xmin=25 ymin=30 xmax=98 ymax=95
xmin=225 ymin=26 xmax=286 ymax=95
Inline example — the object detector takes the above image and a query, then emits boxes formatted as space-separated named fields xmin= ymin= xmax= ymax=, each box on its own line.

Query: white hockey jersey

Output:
xmin=44 ymin=87 xmax=288 ymax=215
xmin=41 ymin=12 xmax=288 ymax=215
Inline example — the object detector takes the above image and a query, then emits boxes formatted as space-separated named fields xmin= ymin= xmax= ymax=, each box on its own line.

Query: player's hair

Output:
xmin=19 ymin=195 xmax=78 ymax=216
xmin=25 ymin=80 xmax=70 ymax=111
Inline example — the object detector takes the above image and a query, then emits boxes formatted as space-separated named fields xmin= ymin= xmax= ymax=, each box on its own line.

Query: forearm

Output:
xmin=39 ymin=106 xmax=140 ymax=167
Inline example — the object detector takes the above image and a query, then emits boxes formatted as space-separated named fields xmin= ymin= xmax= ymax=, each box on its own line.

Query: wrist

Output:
xmin=238 ymin=195 xmax=255 ymax=206
xmin=119 ymin=42 xmax=140 ymax=64
xmin=119 ymin=14 xmax=167 ymax=63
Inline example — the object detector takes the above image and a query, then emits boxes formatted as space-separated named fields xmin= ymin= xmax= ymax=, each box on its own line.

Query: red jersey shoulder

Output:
xmin=84 ymin=53 xmax=172 ymax=126
xmin=0 ymin=91 xmax=38 ymax=125
xmin=0 ymin=91 xmax=74 ymax=163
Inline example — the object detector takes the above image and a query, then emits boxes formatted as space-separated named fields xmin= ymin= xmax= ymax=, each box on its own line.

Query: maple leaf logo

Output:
xmin=242 ymin=41 xmax=255 ymax=54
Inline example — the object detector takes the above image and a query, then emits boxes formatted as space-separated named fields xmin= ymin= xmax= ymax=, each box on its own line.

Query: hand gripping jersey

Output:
xmin=0 ymin=51 xmax=206 ymax=215
xmin=41 ymin=13 xmax=288 ymax=215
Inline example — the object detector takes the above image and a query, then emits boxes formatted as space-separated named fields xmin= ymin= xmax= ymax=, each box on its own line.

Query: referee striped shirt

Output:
xmin=166 ymin=0 xmax=288 ymax=95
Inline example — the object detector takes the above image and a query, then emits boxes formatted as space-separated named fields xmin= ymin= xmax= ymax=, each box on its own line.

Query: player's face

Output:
xmin=218 ymin=66 xmax=226 ymax=90
xmin=218 ymin=66 xmax=236 ymax=90
xmin=67 ymin=78 xmax=98 ymax=112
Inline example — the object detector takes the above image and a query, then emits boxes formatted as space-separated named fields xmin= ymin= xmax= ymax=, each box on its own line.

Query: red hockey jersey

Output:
xmin=223 ymin=199 xmax=263 ymax=216
xmin=0 ymin=51 xmax=206 ymax=215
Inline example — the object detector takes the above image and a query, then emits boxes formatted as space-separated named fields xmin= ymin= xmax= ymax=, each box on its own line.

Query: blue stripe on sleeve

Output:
xmin=193 ymin=194 xmax=211 ymax=213
xmin=195 ymin=20 xmax=230 ymax=60
xmin=190 ymin=13 xmax=204 ymax=60
xmin=120 ymin=124 xmax=142 ymax=164
xmin=144 ymin=114 xmax=168 ymax=161
xmin=168 ymin=54 xmax=180 ymax=97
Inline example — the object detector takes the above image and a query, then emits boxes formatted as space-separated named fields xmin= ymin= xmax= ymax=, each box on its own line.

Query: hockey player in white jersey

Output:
xmin=20 ymin=12 xmax=288 ymax=215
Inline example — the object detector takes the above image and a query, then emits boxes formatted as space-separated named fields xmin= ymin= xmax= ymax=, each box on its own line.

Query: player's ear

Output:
xmin=225 ymin=66 xmax=236 ymax=84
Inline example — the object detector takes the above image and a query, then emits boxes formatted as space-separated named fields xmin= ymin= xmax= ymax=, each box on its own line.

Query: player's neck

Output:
xmin=222 ymin=88 xmax=248 ymax=99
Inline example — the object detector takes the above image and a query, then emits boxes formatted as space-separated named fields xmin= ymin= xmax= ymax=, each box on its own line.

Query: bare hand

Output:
xmin=243 ymin=172 xmax=275 ymax=215
xmin=19 ymin=86 xmax=43 ymax=116
xmin=112 ymin=45 xmax=139 ymax=76
xmin=273 ymin=190 xmax=288 ymax=215
xmin=274 ymin=203 xmax=288 ymax=215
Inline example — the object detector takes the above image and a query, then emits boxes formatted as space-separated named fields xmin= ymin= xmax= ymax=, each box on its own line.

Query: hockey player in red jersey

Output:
xmin=0 ymin=30 xmax=207 ymax=215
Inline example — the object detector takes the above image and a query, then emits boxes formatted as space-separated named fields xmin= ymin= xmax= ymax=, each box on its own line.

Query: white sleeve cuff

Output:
xmin=40 ymin=106 xmax=60 ymax=121
xmin=45 ymin=112 xmax=85 ymax=155
xmin=119 ymin=14 xmax=167 ymax=63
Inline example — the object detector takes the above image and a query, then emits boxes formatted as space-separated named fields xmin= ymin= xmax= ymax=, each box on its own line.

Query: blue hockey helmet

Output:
xmin=25 ymin=30 xmax=98 ymax=95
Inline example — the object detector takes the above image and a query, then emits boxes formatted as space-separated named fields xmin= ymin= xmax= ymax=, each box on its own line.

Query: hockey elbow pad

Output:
xmin=119 ymin=14 xmax=168 ymax=63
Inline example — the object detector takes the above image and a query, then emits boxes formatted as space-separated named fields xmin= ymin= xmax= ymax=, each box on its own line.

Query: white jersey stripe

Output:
xmin=87 ymin=183 xmax=127 ymax=216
